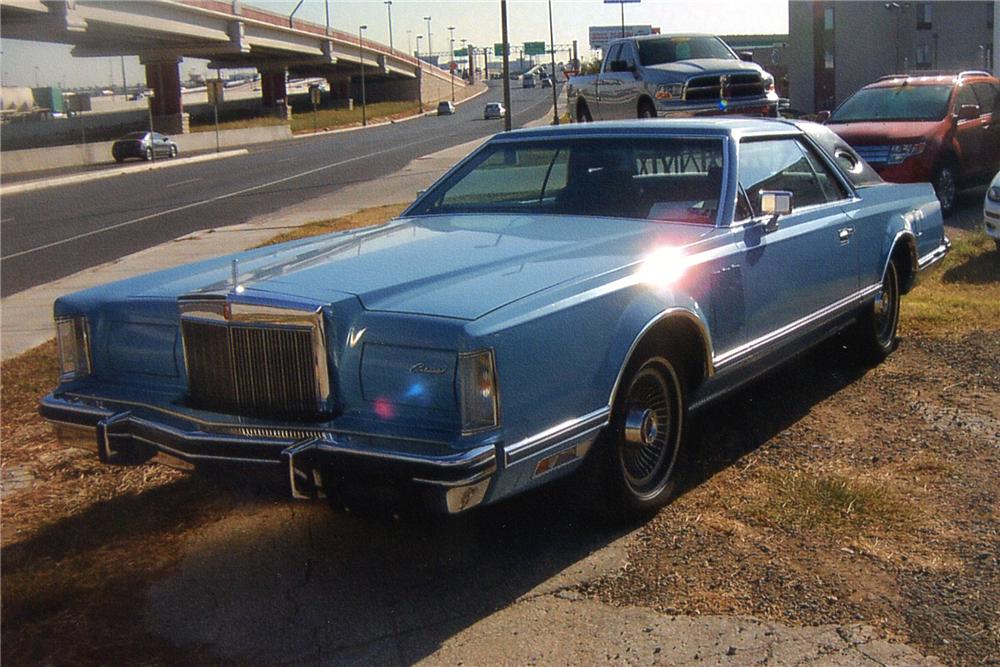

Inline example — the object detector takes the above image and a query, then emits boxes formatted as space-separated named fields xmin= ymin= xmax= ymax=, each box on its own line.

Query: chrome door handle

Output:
xmin=838 ymin=227 xmax=854 ymax=243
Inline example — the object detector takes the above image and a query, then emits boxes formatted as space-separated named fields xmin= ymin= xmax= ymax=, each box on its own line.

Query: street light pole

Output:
xmin=359 ymin=25 xmax=368 ymax=126
xmin=448 ymin=25 xmax=456 ymax=101
xmin=548 ymin=0 xmax=559 ymax=124
xmin=384 ymin=0 xmax=394 ymax=51
xmin=424 ymin=16 xmax=433 ymax=59
xmin=416 ymin=35 xmax=424 ymax=112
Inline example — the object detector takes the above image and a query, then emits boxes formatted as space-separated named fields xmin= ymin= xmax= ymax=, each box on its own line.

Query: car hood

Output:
xmin=127 ymin=215 xmax=714 ymax=321
xmin=825 ymin=120 xmax=940 ymax=145
xmin=644 ymin=59 xmax=761 ymax=78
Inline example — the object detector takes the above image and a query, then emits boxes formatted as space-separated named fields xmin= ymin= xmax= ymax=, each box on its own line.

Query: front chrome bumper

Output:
xmin=657 ymin=96 xmax=778 ymax=118
xmin=40 ymin=393 xmax=497 ymax=514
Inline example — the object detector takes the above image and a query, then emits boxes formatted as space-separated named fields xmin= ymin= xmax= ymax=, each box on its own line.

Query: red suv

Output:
xmin=824 ymin=71 xmax=1000 ymax=215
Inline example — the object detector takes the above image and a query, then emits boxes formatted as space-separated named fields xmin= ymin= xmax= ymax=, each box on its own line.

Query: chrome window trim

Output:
xmin=504 ymin=406 xmax=610 ymax=467
xmin=714 ymin=282 xmax=882 ymax=368
xmin=178 ymin=298 xmax=332 ymax=413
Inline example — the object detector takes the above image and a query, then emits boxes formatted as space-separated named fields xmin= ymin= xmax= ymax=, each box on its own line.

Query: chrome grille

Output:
xmin=854 ymin=145 xmax=891 ymax=165
xmin=684 ymin=73 xmax=764 ymax=102
xmin=179 ymin=300 xmax=331 ymax=420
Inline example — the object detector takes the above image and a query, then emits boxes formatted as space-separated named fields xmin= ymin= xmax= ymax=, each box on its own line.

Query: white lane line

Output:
xmin=165 ymin=178 xmax=201 ymax=188
xmin=1 ymin=134 xmax=446 ymax=261
xmin=277 ymin=157 xmax=295 ymax=163
xmin=1 ymin=218 xmax=14 ymax=223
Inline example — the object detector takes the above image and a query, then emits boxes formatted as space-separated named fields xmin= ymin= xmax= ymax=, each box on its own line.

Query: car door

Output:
xmin=971 ymin=82 xmax=1000 ymax=174
xmin=736 ymin=136 xmax=858 ymax=351
xmin=596 ymin=43 xmax=632 ymax=120
xmin=954 ymin=84 xmax=986 ymax=181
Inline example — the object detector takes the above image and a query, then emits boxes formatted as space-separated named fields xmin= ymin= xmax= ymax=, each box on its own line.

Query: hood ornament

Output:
xmin=231 ymin=259 xmax=245 ymax=294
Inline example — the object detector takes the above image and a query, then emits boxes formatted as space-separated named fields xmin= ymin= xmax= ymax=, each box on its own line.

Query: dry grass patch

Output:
xmin=257 ymin=202 xmax=408 ymax=247
xmin=289 ymin=101 xmax=421 ymax=133
xmin=745 ymin=468 xmax=914 ymax=535
xmin=901 ymin=231 xmax=1000 ymax=336
xmin=189 ymin=116 xmax=287 ymax=133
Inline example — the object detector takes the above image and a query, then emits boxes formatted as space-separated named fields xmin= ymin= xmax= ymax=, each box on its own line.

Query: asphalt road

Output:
xmin=0 ymin=82 xmax=559 ymax=297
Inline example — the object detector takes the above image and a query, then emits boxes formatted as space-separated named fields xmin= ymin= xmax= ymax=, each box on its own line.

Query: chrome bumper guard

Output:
xmin=41 ymin=394 xmax=497 ymax=514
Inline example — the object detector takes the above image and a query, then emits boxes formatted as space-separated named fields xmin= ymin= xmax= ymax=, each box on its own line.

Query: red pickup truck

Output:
xmin=823 ymin=71 xmax=1000 ymax=215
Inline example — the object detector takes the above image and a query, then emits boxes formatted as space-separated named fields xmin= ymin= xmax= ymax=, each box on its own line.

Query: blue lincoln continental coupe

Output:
xmin=41 ymin=119 xmax=949 ymax=517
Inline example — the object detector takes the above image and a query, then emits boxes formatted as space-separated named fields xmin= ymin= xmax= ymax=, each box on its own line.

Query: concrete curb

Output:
xmin=0 ymin=149 xmax=250 ymax=196
xmin=291 ymin=83 xmax=491 ymax=140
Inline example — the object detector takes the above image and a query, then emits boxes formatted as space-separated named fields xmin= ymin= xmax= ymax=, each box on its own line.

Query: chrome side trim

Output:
xmin=608 ymin=308 xmax=716 ymax=411
xmin=917 ymin=239 xmax=950 ymax=271
xmin=714 ymin=283 xmax=881 ymax=368
xmin=504 ymin=407 xmax=610 ymax=467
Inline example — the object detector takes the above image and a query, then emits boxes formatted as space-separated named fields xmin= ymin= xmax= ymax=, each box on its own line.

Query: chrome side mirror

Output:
xmin=759 ymin=190 xmax=793 ymax=232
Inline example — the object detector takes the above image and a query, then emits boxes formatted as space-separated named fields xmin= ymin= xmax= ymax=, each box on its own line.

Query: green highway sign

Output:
xmin=494 ymin=43 xmax=509 ymax=56
xmin=524 ymin=41 xmax=546 ymax=56
xmin=454 ymin=47 xmax=468 ymax=57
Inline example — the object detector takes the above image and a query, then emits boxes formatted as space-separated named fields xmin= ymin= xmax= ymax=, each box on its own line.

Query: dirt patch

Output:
xmin=581 ymin=234 xmax=1000 ymax=666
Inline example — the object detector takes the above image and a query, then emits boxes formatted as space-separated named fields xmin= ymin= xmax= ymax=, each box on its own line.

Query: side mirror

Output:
xmin=759 ymin=190 xmax=793 ymax=232
xmin=609 ymin=59 xmax=632 ymax=73
xmin=738 ymin=51 xmax=754 ymax=63
xmin=957 ymin=103 xmax=980 ymax=121
xmin=815 ymin=110 xmax=831 ymax=123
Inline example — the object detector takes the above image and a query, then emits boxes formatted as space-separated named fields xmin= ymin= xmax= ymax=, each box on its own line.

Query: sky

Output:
xmin=1 ymin=0 xmax=788 ymax=89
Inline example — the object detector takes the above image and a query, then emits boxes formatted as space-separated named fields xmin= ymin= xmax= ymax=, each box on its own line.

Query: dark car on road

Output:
xmin=824 ymin=71 xmax=1000 ymax=215
xmin=111 ymin=131 xmax=179 ymax=163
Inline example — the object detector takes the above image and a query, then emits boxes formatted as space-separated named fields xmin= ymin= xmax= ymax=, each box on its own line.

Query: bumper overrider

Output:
xmin=40 ymin=393 xmax=497 ymax=514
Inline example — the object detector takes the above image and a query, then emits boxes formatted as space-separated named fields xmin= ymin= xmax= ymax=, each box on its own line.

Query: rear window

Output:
xmin=830 ymin=84 xmax=952 ymax=122
xmin=409 ymin=137 xmax=726 ymax=224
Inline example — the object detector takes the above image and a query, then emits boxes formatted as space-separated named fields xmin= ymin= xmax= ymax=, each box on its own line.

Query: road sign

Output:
xmin=494 ymin=43 xmax=510 ymax=57
xmin=454 ymin=47 xmax=468 ymax=57
xmin=523 ymin=41 xmax=546 ymax=56
xmin=309 ymin=83 xmax=322 ymax=106
xmin=588 ymin=24 xmax=655 ymax=50
xmin=206 ymin=78 xmax=224 ymax=105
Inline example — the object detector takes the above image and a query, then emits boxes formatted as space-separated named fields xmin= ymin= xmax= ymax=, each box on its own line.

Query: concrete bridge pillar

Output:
xmin=259 ymin=68 xmax=291 ymax=119
xmin=143 ymin=58 xmax=189 ymax=134
xmin=325 ymin=76 xmax=353 ymax=110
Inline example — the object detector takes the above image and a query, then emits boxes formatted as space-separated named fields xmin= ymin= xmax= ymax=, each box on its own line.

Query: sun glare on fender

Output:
xmin=637 ymin=246 xmax=687 ymax=287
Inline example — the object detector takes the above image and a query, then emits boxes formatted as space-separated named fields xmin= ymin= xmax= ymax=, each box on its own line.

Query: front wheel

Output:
xmin=933 ymin=164 xmax=957 ymax=216
xmin=144 ymin=147 xmax=153 ymax=161
xmin=577 ymin=102 xmax=593 ymax=123
xmin=169 ymin=144 xmax=178 ymax=158
xmin=638 ymin=100 xmax=657 ymax=119
xmin=588 ymin=354 xmax=686 ymax=518
xmin=854 ymin=259 xmax=900 ymax=363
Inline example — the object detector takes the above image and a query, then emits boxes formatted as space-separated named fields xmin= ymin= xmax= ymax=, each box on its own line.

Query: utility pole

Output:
xmin=448 ymin=25 xmax=456 ymax=101
xmin=500 ymin=0 xmax=512 ymax=131
xmin=548 ymin=0 xmax=559 ymax=124
xmin=359 ymin=25 xmax=368 ymax=126
xmin=384 ymin=0 xmax=394 ymax=51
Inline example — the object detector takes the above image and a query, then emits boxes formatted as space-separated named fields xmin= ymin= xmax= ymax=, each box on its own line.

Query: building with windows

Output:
xmin=788 ymin=0 xmax=998 ymax=113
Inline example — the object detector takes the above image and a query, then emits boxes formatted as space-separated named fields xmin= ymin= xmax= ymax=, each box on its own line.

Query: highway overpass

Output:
xmin=1 ymin=0 xmax=469 ymax=132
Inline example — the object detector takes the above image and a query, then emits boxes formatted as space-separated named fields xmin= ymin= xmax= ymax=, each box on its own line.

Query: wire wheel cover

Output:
xmin=619 ymin=362 xmax=681 ymax=497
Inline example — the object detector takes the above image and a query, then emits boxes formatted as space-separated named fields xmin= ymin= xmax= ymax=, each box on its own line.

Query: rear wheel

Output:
xmin=144 ymin=147 xmax=153 ymax=161
xmin=577 ymin=102 xmax=593 ymax=123
xmin=933 ymin=163 xmax=957 ymax=216
xmin=854 ymin=259 xmax=900 ymax=363
xmin=169 ymin=144 xmax=178 ymax=158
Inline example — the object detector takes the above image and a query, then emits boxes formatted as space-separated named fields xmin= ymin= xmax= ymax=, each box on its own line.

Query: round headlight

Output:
xmin=988 ymin=185 xmax=1000 ymax=203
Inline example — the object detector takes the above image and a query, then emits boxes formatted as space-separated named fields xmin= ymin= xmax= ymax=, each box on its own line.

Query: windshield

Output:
xmin=409 ymin=137 xmax=726 ymax=224
xmin=831 ymin=85 xmax=953 ymax=122
xmin=637 ymin=36 xmax=735 ymax=65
